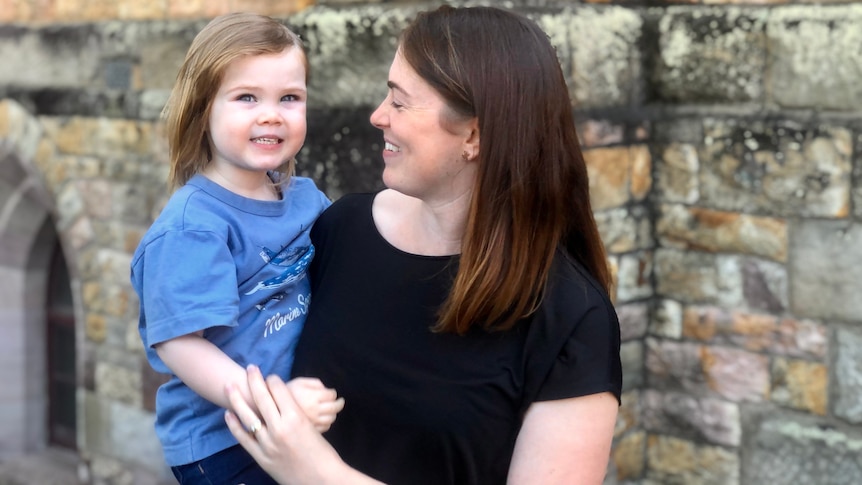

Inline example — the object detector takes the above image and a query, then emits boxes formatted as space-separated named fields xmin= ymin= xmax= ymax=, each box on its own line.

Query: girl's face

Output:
xmin=206 ymin=47 xmax=307 ymax=191
xmin=369 ymin=50 xmax=478 ymax=204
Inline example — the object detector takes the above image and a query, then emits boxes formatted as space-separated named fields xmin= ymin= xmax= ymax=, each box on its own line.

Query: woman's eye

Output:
xmin=390 ymin=100 xmax=404 ymax=109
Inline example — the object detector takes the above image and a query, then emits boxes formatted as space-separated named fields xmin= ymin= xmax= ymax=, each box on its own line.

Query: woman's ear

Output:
xmin=463 ymin=118 xmax=480 ymax=161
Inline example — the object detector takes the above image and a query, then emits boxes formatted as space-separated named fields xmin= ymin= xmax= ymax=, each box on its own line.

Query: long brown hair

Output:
xmin=399 ymin=5 xmax=611 ymax=334
xmin=163 ymin=12 xmax=307 ymax=190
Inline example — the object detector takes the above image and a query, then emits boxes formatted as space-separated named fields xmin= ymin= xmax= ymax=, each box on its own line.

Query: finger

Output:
xmin=312 ymin=397 xmax=344 ymax=432
xmin=225 ymin=383 xmax=263 ymax=433
xmin=248 ymin=417 xmax=263 ymax=435
xmin=248 ymin=366 xmax=305 ymax=433
xmin=317 ymin=387 xmax=339 ymax=403
xmin=319 ymin=397 xmax=345 ymax=414
xmin=287 ymin=376 xmax=326 ymax=390
xmin=225 ymin=410 xmax=263 ymax=458
xmin=313 ymin=410 xmax=338 ymax=433
xmin=264 ymin=373 xmax=295 ymax=415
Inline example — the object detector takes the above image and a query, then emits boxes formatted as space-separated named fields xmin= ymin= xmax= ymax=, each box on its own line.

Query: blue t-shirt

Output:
xmin=130 ymin=174 xmax=330 ymax=466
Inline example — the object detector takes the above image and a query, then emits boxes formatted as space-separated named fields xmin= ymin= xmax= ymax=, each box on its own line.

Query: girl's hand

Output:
xmin=284 ymin=377 xmax=345 ymax=433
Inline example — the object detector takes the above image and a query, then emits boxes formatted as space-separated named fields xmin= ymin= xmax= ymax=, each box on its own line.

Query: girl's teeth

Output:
xmin=254 ymin=137 xmax=278 ymax=144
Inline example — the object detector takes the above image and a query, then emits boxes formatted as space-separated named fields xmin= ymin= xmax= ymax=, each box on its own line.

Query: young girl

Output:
xmin=130 ymin=13 xmax=342 ymax=485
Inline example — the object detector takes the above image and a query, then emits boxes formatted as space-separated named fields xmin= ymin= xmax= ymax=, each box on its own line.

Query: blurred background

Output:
xmin=1 ymin=0 xmax=861 ymax=484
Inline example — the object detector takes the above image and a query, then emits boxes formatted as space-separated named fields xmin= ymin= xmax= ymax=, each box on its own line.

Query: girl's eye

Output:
xmin=238 ymin=94 xmax=255 ymax=102
xmin=282 ymin=94 xmax=300 ymax=102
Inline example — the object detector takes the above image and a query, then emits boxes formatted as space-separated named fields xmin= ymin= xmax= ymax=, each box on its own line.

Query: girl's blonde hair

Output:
xmin=163 ymin=12 xmax=307 ymax=190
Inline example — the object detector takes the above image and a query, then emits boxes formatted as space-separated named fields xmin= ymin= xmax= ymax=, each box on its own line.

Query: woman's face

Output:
xmin=369 ymin=50 xmax=478 ymax=203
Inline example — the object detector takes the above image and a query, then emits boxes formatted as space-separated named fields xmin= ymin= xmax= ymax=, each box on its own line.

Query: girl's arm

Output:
xmin=156 ymin=332 xmax=254 ymax=409
xmin=507 ymin=392 xmax=619 ymax=485
xmin=158 ymin=335 xmax=343 ymax=430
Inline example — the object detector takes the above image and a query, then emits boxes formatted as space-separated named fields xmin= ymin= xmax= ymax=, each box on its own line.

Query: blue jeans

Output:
xmin=170 ymin=444 xmax=279 ymax=485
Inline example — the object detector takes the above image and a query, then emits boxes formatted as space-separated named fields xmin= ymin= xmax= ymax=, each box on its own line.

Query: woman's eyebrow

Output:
xmin=387 ymin=80 xmax=408 ymax=97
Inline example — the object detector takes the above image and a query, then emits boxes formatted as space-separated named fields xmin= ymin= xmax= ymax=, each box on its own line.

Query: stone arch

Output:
xmin=0 ymin=99 xmax=86 ymax=457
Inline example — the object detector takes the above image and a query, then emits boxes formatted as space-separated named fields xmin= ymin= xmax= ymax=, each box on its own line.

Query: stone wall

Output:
xmin=2 ymin=0 xmax=862 ymax=484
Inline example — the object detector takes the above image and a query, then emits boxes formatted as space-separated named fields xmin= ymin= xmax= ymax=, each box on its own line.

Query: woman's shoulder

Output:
xmin=313 ymin=191 xmax=378 ymax=233
xmin=322 ymin=191 xmax=380 ymax=216
xmin=545 ymin=248 xmax=616 ymax=319
xmin=552 ymin=249 xmax=607 ymax=291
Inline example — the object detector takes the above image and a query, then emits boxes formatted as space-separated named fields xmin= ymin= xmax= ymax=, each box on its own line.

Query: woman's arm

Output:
xmin=507 ymin=392 xmax=618 ymax=485
xmin=225 ymin=365 xmax=384 ymax=485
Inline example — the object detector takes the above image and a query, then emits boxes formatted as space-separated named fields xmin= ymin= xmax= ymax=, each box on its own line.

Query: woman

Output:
xmin=225 ymin=5 xmax=622 ymax=484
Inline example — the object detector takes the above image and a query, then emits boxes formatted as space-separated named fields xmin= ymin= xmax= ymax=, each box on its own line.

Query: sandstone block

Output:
xmin=744 ymin=414 xmax=862 ymax=484
xmin=613 ymin=431 xmax=646 ymax=482
xmin=699 ymin=120 xmax=851 ymax=218
xmin=538 ymin=7 xmax=642 ymax=108
xmin=652 ymin=7 xmax=766 ymax=103
xmin=643 ymin=389 xmax=741 ymax=446
xmin=585 ymin=145 xmax=651 ymax=210
xmin=645 ymin=434 xmax=740 ymax=485
xmin=654 ymin=249 xmax=744 ymax=307
xmin=768 ymin=5 xmax=862 ymax=110
xmin=618 ymin=302 xmax=649 ymax=341
xmin=41 ymin=117 xmax=156 ymax=158
xmin=702 ymin=345 xmax=770 ymax=402
xmin=621 ymin=340 xmax=644 ymax=391
xmin=617 ymin=390 xmax=642 ymax=437
xmin=646 ymin=338 xmax=708 ymax=394
xmin=657 ymin=203 xmax=787 ymax=262
xmin=616 ymin=251 xmax=654 ymax=303
xmin=578 ymin=119 xmax=625 ymax=147
xmin=790 ymin=220 xmax=862 ymax=321
xmin=95 ymin=361 xmax=140 ymax=406
xmin=834 ymin=327 xmax=862 ymax=424
xmin=595 ymin=206 xmax=653 ymax=254
xmin=86 ymin=313 xmax=107 ymax=343
xmin=651 ymin=298 xmax=683 ymax=339
xmin=658 ymin=143 xmax=699 ymax=204
xmin=683 ymin=306 xmax=827 ymax=360
xmin=771 ymin=357 xmax=827 ymax=415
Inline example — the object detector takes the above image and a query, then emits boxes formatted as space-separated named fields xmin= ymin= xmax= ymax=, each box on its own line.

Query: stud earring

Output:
xmin=462 ymin=150 xmax=470 ymax=161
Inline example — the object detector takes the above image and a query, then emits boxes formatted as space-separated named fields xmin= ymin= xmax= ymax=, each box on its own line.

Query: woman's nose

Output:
xmin=369 ymin=100 xmax=387 ymax=128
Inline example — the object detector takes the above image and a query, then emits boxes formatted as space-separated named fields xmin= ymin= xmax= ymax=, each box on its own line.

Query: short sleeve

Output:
xmin=139 ymin=229 xmax=240 ymax=350
xmin=535 ymin=299 xmax=622 ymax=404
xmin=520 ymin=252 xmax=622 ymax=414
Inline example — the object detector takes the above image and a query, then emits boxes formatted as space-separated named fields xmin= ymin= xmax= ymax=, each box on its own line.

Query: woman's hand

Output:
xmin=225 ymin=365 xmax=383 ymax=485
xmin=224 ymin=365 xmax=342 ymax=484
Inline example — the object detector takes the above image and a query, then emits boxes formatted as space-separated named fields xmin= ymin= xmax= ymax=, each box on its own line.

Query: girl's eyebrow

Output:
xmin=223 ymin=84 xmax=307 ymax=94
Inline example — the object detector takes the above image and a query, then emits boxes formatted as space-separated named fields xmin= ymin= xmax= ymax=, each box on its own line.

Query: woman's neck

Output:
xmin=373 ymin=189 xmax=470 ymax=257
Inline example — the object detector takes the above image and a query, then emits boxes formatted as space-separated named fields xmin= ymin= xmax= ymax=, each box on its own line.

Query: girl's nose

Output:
xmin=258 ymin=105 xmax=283 ymax=125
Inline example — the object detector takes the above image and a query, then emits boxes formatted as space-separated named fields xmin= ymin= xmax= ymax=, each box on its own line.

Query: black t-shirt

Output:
xmin=293 ymin=192 xmax=622 ymax=485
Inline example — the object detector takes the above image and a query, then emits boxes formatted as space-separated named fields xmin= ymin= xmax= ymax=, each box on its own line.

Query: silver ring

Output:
xmin=249 ymin=418 xmax=262 ymax=435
